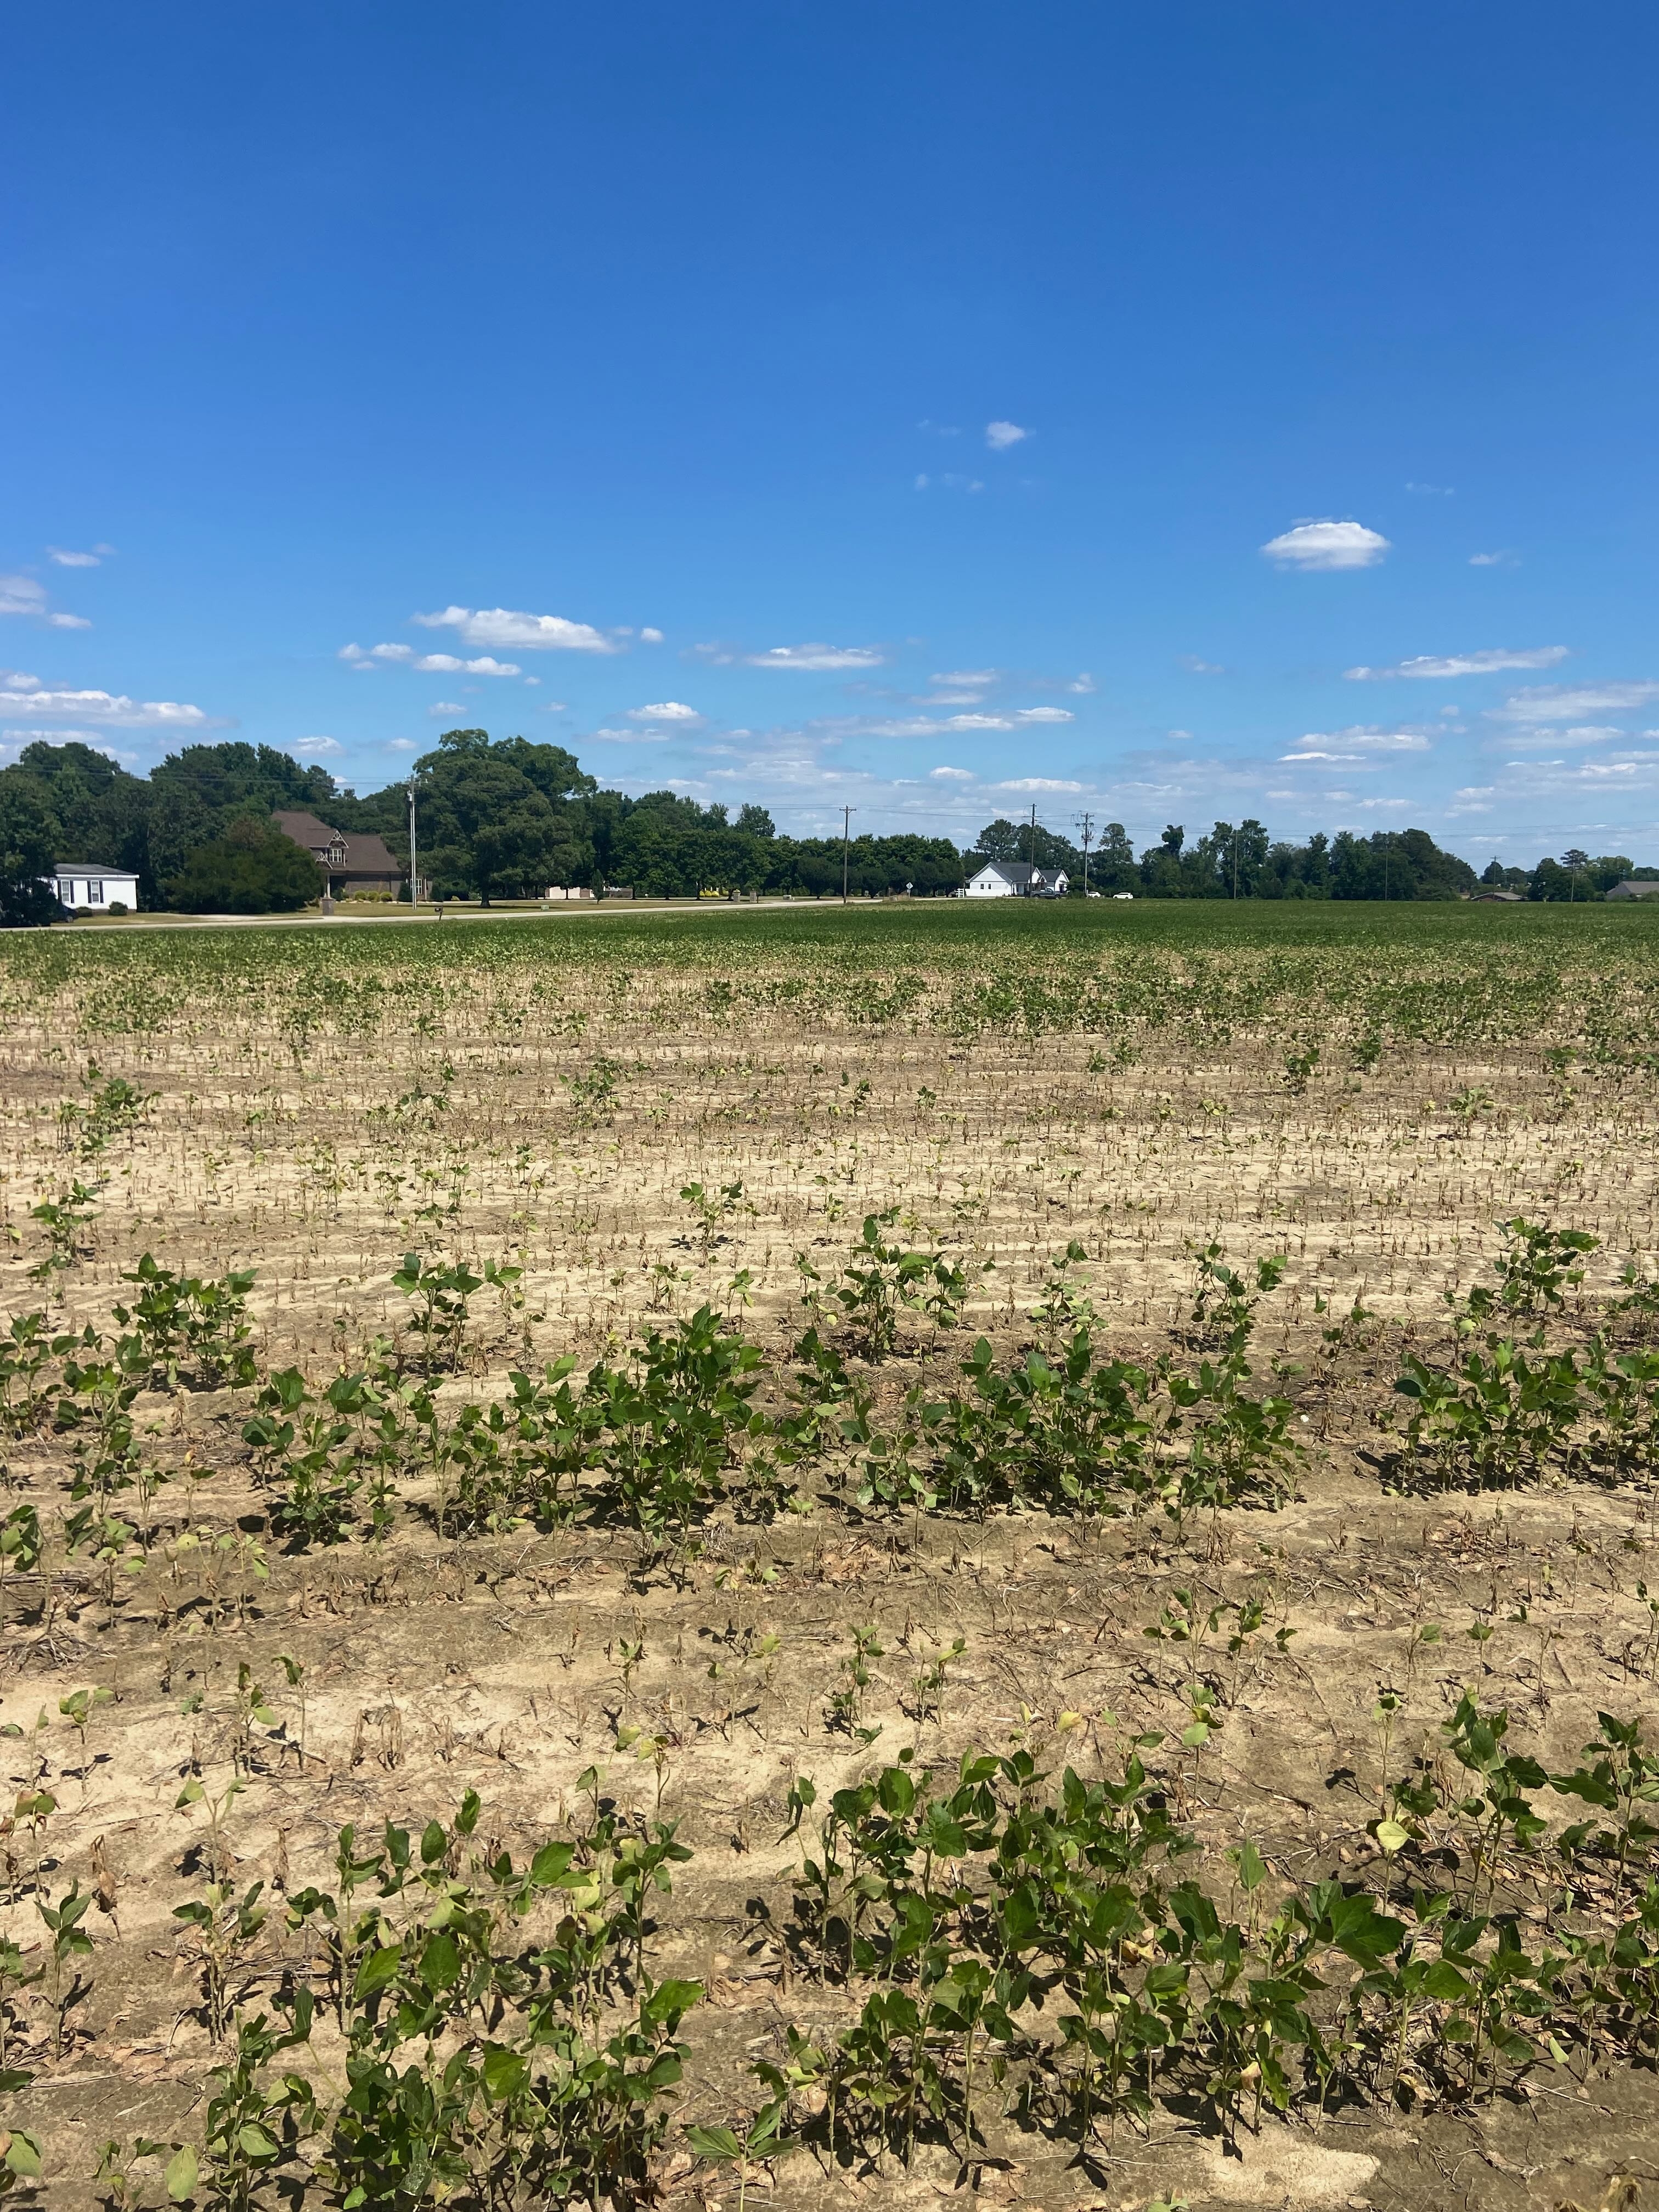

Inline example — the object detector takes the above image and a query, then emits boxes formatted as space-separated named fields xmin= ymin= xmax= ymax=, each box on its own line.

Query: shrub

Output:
xmin=165 ymin=819 xmax=323 ymax=913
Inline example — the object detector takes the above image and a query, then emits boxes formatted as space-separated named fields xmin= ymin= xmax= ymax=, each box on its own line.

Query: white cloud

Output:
xmin=745 ymin=643 xmax=886 ymax=671
xmin=627 ymin=701 xmax=701 ymax=722
xmin=996 ymin=776 xmax=1081 ymax=793
xmin=915 ymin=475 xmax=929 ymax=490
xmin=640 ymin=627 xmax=664 ymax=644
xmin=590 ymin=727 xmax=671 ymax=743
xmin=0 ymin=686 xmax=207 ymax=727
xmin=0 ymin=573 xmax=92 ymax=628
xmin=1178 ymin=656 xmax=1224 ymax=674
xmin=1015 ymin=706 xmax=1074 ymax=724
xmin=933 ymin=668 xmax=997 ymax=686
xmin=1260 ymin=520 xmax=1390 ymax=571
xmin=1068 ymin=673 xmax=1097 ymax=693
xmin=930 ymin=765 xmax=974 ymax=780
xmin=428 ymin=701 xmax=465 ymax=715
xmin=1404 ymin=482 xmax=1453 ymax=495
xmin=413 ymin=606 xmax=619 ymax=653
xmin=1492 ymin=681 xmax=1659 ymax=725
xmin=1283 ymin=726 xmax=1431 ymax=757
xmin=342 ymin=641 xmax=521 ymax=675
xmin=1500 ymin=724 xmax=1621 ymax=753
xmin=985 ymin=420 xmax=1030 ymax=451
xmin=48 ymin=549 xmax=104 ymax=567
xmin=387 ymin=738 xmax=417 ymax=751
xmin=1469 ymin=550 xmax=1518 ymax=567
xmin=292 ymin=734 xmax=342 ymax=755
xmin=2 ymin=669 xmax=41 ymax=691
xmin=918 ymin=690 xmax=985 ymax=705
xmin=1346 ymin=646 xmax=1568 ymax=681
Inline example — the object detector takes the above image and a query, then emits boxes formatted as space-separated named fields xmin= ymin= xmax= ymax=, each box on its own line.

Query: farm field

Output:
xmin=2 ymin=899 xmax=1658 ymax=2212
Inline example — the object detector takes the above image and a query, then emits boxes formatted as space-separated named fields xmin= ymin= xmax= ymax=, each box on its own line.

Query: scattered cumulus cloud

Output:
xmin=339 ymin=642 xmax=521 ymax=675
xmin=48 ymin=547 xmax=111 ymax=567
xmin=428 ymin=701 xmax=464 ymax=716
xmin=0 ymin=574 xmax=90 ymax=628
xmin=1404 ymin=482 xmax=1454 ymax=496
xmin=930 ymin=766 xmax=974 ymax=780
xmin=1346 ymin=646 xmax=1568 ymax=681
xmin=292 ymin=735 xmax=342 ymax=756
xmin=1469 ymin=550 xmax=1519 ymax=567
xmin=590 ymin=727 xmax=672 ymax=744
xmin=0 ymin=685 xmax=208 ymax=727
xmin=413 ymin=606 xmax=618 ymax=653
xmin=745 ymin=643 xmax=886 ymax=671
xmin=627 ymin=701 xmax=701 ymax=723
xmin=934 ymin=669 xmax=997 ymax=687
xmin=985 ymin=421 xmax=1030 ymax=451
xmin=1260 ymin=520 xmax=1391 ymax=571
xmin=1500 ymin=724 xmax=1622 ymax=753
xmin=996 ymin=776 xmax=1081 ymax=793
xmin=640 ymin=627 xmax=665 ymax=644
xmin=1490 ymin=681 xmax=1659 ymax=725
xmin=386 ymin=738 xmax=417 ymax=751
xmin=1068 ymin=673 xmax=1097 ymax=694
xmin=1178 ymin=656 xmax=1225 ymax=674
xmin=1280 ymin=727 xmax=1432 ymax=761
xmin=1015 ymin=707 xmax=1074 ymax=724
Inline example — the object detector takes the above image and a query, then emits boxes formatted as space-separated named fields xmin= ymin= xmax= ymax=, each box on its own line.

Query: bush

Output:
xmin=165 ymin=819 xmax=324 ymax=914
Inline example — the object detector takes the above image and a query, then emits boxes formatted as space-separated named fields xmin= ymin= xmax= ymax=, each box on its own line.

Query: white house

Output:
xmin=48 ymin=864 xmax=140 ymax=913
xmin=963 ymin=859 xmax=1069 ymax=899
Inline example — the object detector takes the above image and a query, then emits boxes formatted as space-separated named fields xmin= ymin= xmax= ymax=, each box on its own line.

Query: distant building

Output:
xmin=545 ymin=886 xmax=596 ymax=901
xmin=271 ymin=811 xmax=402 ymax=897
xmin=963 ymin=859 xmax=1069 ymax=899
xmin=1473 ymin=889 xmax=1524 ymax=902
xmin=49 ymin=864 xmax=140 ymax=912
xmin=1607 ymin=880 xmax=1659 ymax=901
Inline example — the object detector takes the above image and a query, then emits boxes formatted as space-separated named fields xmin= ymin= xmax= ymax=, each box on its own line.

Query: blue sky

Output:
xmin=6 ymin=2 xmax=1658 ymax=862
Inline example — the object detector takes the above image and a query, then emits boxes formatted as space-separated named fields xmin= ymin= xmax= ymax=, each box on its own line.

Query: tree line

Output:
xmin=0 ymin=726 xmax=1648 ymax=919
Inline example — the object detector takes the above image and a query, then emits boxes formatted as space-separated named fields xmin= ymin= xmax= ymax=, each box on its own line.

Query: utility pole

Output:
xmin=1232 ymin=827 xmax=1239 ymax=901
xmin=406 ymin=776 xmax=419 ymax=911
xmin=1028 ymin=804 xmax=1038 ymax=894
xmin=841 ymin=805 xmax=855 ymax=904
xmin=1074 ymin=810 xmax=1095 ymax=896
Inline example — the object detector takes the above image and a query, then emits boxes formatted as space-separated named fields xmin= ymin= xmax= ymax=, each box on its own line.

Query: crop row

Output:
xmin=5 ymin=1686 xmax=1657 ymax=2205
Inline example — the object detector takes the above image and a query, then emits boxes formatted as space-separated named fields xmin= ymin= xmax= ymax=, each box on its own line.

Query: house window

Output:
xmin=326 ymin=842 xmax=346 ymax=868
xmin=88 ymin=881 xmax=104 ymax=903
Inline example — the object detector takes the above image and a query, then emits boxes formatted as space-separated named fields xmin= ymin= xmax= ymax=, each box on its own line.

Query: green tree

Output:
xmin=389 ymin=730 xmax=597 ymax=901
xmin=145 ymin=742 xmax=342 ymax=888
xmin=164 ymin=818 xmax=324 ymax=913
xmin=0 ymin=773 xmax=61 ymax=927
xmin=13 ymin=742 xmax=152 ymax=888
